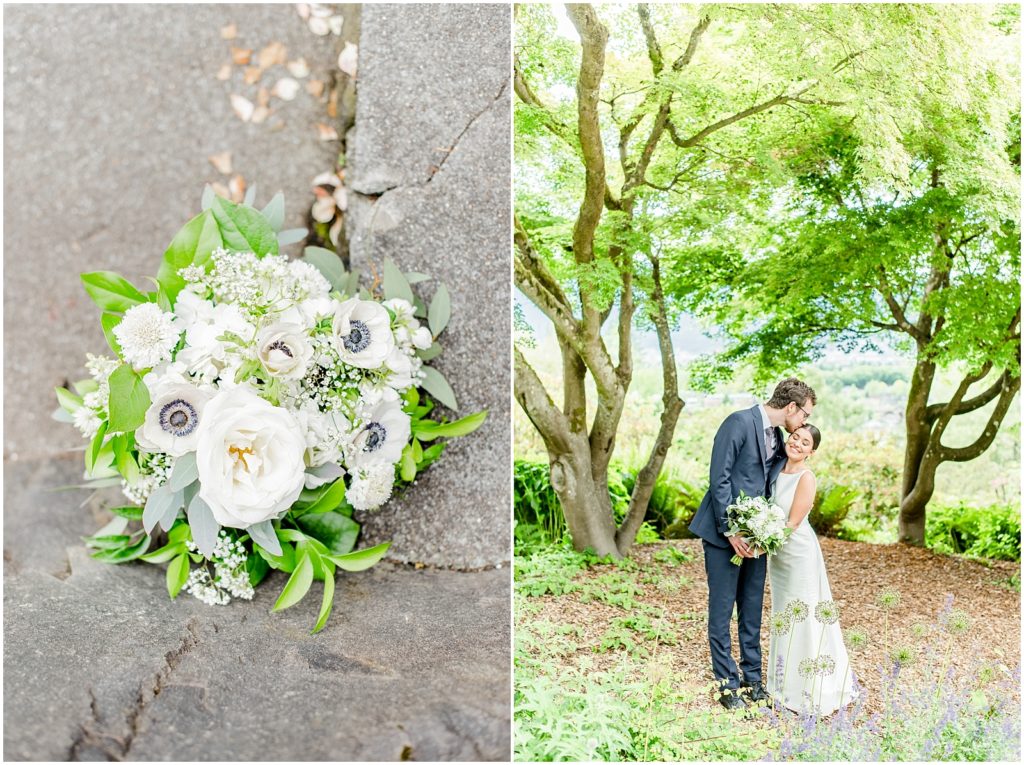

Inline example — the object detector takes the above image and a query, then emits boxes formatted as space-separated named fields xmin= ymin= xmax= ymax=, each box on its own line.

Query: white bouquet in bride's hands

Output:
xmin=724 ymin=492 xmax=791 ymax=565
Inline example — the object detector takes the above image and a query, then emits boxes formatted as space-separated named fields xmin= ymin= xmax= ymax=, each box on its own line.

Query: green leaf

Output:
xmin=301 ymin=477 xmax=347 ymax=515
xmin=167 ymin=451 xmax=198 ymax=492
xmin=55 ymin=387 xmax=83 ymax=413
xmin=100 ymin=313 xmax=123 ymax=354
xmin=261 ymin=192 xmax=286 ymax=231
xmin=277 ymin=228 xmax=308 ymax=246
xmin=166 ymin=552 xmax=190 ymax=598
xmin=416 ymin=343 xmax=443 ymax=362
xmin=418 ymin=442 xmax=446 ymax=469
xmin=327 ymin=541 xmax=391 ymax=572
xmin=420 ymin=366 xmax=458 ymax=411
xmin=71 ymin=379 xmax=99 ymax=397
xmin=246 ymin=551 xmax=271 ymax=587
xmin=107 ymin=365 xmax=150 ymax=433
xmin=296 ymin=511 xmax=359 ymax=556
xmin=400 ymin=445 xmax=416 ymax=482
xmin=91 ymin=535 xmax=151 ymax=564
xmin=108 ymin=505 xmax=144 ymax=521
xmin=312 ymin=568 xmax=336 ymax=634
xmin=428 ymin=283 xmax=451 ymax=336
xmin=158 ymin=209 xmax=223 ymax=301
xmin=84 ymin=534 xmax=133 ymax=550
xmin=411 ymin=438 xmax=423 ymax=462
xmin=405 ymin=271 xmax=431 ymax=284
xmin=210 ymin=196 xmax=279 ymax=257
xmin=168 ymin=521 xmax=193 ymax=544
xmin=143 ymin=484 xmax=183 ymax=536
xmin=413 ymin=410 xmax=488 ymax=441
xmin=272 ymin=552 xmax=314 ymax=611
xmin=302 ymin=246 xmax=346 ymax=292
xmin=80 ymin=271 xmax=147 ymax=313
xmin=256 ymin=541 xmax=297 ymax=573
xmin=247 ymin=520 xmax=282 ymax=556
xmin=140 ymin=541 xmax=187 ymax=563
xmin=382 ymin=258 xmax=415 ymax=303
xmin=86 ymin=421 xmax=109 ymax=474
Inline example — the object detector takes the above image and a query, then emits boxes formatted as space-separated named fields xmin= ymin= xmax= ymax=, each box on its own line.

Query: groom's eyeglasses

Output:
xmin=796 ymin=403 xmax=812 ymax=421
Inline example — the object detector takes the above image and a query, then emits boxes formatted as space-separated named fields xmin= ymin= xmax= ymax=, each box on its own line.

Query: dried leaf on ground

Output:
xmin=256 ymin=87 xmax=271 ymax=108
xmin=332 ymin=186 xmax=348 ymax=211
xmin=328 ymin=15 xmax=344 ymax=36
xmin=258 ymin=41 xmax=288 ymax=69
xmin=306 ymin=79 xmax=325 ymax=98
xmin=220 ymin=23 xmax=237 ymax=40
xmin=230 ymin=47 xmax=252 ymax=65
xmin=311 ymin=196 xmax=336 ymax=223
xmin=228 ymin=175 xmax=247 ymax=204
xmin=230 ymin=94 xmax=255 ymax=122
xmin=216 ymin=64 xmax=232 ymax=81
xmin=316 ymin=123 xmax=339 ymax=141
xmin=207 ymin=151 xmax=232 ymax=175
xmin=244 ymin=66 xmax=263 ymax=86
xmin=329 ymin=216 xmax=343 ymax=246
xmin=287 ymin=58 xmax=310 ymax=78
xmin=312 ymin=171 xmax=340 ymax=187
xmin=272 ymin=77 xmax=301 ymax=101
xmin=326 ymin=85 xmax=338 ymax=118
xmin=295 ymin=3 xmax=311 ymax=21
xmin=251 ymin=106 xmax=271 ymax=124
xmin=211 ymin=182 xmax=231 ymax=199
xmin=308 ymin=17 xmax=330 ymax=36
xmin=337 ymin=42 xmax=358 ymax=77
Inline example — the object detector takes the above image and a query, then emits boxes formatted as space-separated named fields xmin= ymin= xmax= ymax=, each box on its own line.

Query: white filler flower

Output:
xmin=113 ymin=303 xmax=180 ymax=369
xmin=136 ymin=382 xmax=213 ymax=457
xmin=332 ymin=297 xmax=394 ymax=369
xmin=256 ymin=322 xmax=313 ymax=381
xmin=350 ymin=390 xmax=411 ymax=467
xmin=347 ymin=463 xmax=395 ymax=510
xmin=196 ymin=387 xmax=307 ymax=528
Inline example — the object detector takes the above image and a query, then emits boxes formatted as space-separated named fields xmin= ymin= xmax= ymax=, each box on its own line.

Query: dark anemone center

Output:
xmin=363 ymin=422 xmax=387 ymax=452
xmin=267 ymin=340 xmax=293 ymax=358
xmin=344 ymin=320 xmax=371 ymax=353
xmin=159 ymin=399 xmax=198 ymax=437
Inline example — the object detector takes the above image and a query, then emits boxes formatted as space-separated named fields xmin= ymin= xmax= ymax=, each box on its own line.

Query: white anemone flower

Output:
xmin=255 ymin=322 xmax=313 ymax=381
xmin=350 ymin=391 xmax=410 ymax=467
xmin=331 ymin=297 xmax=394 ymax=369
xmin=113 ymin=303 xmax=181 ymax=369
xmin=136 ymin=382 xmax=214 ymax=457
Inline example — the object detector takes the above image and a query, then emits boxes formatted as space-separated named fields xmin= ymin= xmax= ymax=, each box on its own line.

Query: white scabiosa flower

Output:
xmin=73 ymin=405 xmax=102 ymax=438
xmin=288 ymin=260 xmax=332 ymax=299
xmin=332 ymin=297 xmax=394 ymax=369
xmin=113 ymin=303 xmax=181 ymax=369
xmin=196 ymin=387 xmax=307 ymax=529
xmin=347 ymin=462 xmax=395 ymax=511
xmin=350 ymin=390 xmax=411 ymax=467
xmin=136 ymin=382 xmax=213 ymax=457
xmin=256 ymin=322 xmax=313 ymax=381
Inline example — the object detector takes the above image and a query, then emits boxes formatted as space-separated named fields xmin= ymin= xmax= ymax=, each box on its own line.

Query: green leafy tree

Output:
xmin=690 ymin=11 xmax=1020 ymax=545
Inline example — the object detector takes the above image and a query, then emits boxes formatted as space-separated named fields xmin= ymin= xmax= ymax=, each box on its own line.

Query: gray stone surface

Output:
xmin=347 ymin=5 xmax=511 ymax=569
xmin=5 ymin=537 xmax=510 ymax=761
xmin=4 ymin=5 xmax=511 ymax=761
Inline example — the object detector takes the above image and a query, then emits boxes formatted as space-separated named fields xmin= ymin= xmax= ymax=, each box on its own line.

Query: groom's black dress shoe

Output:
xmin=718 ymin=689 xmax=748 ymax=710
xmin=741 ymin=681 xmax=771 ymax=704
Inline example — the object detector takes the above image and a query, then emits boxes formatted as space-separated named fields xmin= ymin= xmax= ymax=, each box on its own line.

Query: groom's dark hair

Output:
xmin=767 ymin=378 xmax=817 ymax=409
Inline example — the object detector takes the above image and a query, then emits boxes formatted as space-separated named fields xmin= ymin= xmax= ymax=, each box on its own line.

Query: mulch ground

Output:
xmin=520 ymin=538 xmax=1020 ymax=718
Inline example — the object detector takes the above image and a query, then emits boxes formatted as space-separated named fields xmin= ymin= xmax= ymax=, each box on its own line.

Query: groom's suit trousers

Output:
xmin=703 ymin=540 xmax=767 ymax=690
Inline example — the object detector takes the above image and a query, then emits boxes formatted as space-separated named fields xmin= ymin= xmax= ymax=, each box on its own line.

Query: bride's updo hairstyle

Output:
xmin=798 ymin=424 xmax=821 ymax=450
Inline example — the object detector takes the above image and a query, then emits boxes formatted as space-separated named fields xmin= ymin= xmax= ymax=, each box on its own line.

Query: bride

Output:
xmin=766 ymin=424 xmax=858 ymax=715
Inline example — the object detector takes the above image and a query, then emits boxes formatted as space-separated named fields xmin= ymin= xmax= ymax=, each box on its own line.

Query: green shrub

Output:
xmin=514 ymin=460 xmax=568 ymax=545
xmin=620 ymin=467 xmax=702 ymax=538
xmin=925 ymin=502 xmax=1021 ymax=561
xmin=809 ymin=482 xmax=860 ymax=537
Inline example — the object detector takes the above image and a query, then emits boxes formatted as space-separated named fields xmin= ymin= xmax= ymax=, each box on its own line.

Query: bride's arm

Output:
xmin=786 ymin=473 xmax=817 ymax=529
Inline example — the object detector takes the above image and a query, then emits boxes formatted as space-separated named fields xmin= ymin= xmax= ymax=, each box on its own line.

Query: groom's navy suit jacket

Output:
xmin=689 ymin=405 xmax=787 ymax=548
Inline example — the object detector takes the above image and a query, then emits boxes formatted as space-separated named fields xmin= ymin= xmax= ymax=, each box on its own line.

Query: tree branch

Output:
xmin=637 ymin=5 xmax=663 ymax=76
xmin=877 ymin=265 xmax=929 ymax=345
xmin=926 ymin=370 xmax=1010 ymax=420
xmin=937 ymin=374 xmax=1020 ymax=463
xmin=514 ymin=346 xmax=573 ymax=454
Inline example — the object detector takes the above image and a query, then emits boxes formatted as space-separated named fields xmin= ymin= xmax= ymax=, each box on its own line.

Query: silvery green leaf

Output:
xmin=302 ymin=246 xmax=345 ymax=292
xmin=201 ymin=184 xmax=215 ymax=211
xmin=382 ymin=258 xmax=414 ymax=304
xmin=94 ymin=516 xmax=130 ymax=538
xmin=144 ymin=484 xmax=183 ymax=535
xmin=261 ymin=192 xmax=285 ymax=231
xmin=428 ymin=283 xmax=451 ymax=336
xmin=247 ymin=520 xmax=282 ymax=556
xmin=420 ymin=366 xmax=458 ymax=411
xmin=405 ymin=272 xmax=430 ymax=284
xmin=243 ymin=183 xmax=257 ymax=207
xmin=358 ymin=287 xmax=371 ymax=300
xmin=52 ymin=406 xmax=75 ymax=423
xmin=167 ymin=452 xmax=198 ymax=492
xmin=277 ymin=228 xmax=308 ymax=246
xmin=416 ymin=343 xmax=443 ymax=362
xmin=413 ymin=296 xmax=427 ymax=319
xmin=304 ymin=462 xmax=344 ymax=489
xmin=187 ymin=494 xmax=220 ymax=557
xmin=345 ymin=271 xmax=361 ymax=297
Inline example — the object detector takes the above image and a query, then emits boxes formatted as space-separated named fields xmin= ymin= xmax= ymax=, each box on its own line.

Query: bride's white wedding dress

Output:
xmin=766 ymin=469 xmax=858 ymax=716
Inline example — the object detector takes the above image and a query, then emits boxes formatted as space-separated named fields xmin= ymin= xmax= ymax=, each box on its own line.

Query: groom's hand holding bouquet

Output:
xmin=724 ymin=492 xmax=791 ymax=566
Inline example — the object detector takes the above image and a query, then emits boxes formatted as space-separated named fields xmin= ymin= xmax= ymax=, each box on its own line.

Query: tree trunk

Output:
xmin=898 ymin=359 xmax=936 ymax=544
xmin=549 ymin=447 xmax=619 ymax=557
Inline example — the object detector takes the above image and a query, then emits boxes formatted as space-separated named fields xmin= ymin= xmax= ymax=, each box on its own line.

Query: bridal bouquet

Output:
xmin=54 ymin=188 xmax=485 ymax=632
xmin=724 ymin=493 xmax=791 ymax=565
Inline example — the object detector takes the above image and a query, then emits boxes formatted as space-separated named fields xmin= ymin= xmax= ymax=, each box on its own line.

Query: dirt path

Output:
xmin=520 ymin=538 xmax=1020 ymax=716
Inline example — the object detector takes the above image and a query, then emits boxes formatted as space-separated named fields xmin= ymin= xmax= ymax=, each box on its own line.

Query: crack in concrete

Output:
xmin=424 ymin=78 xmax=508 ymax=185
xmin=69 ymin=619 xmax=200 ymax=761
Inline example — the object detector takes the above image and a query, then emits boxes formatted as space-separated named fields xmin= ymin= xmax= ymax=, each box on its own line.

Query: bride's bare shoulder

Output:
xmin=798 ymin=470 xmax=817 ymax=487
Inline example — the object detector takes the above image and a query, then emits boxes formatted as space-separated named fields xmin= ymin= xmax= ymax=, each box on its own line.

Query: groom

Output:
xmin=689 ymin=378 xmax=816 ymax=709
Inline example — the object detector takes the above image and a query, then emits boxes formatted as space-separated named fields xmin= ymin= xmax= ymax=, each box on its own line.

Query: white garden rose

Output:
xmin=411 ymin=325 xmax=433 ymax=350
xmin=136 ymin=382 xmax=213 ymax=457
xmin=331 ymin=297 xmax=394 ymax=369
xmin=350 ymin=389 xmax=411 ymax=467
xmin=255 ymin=322 xmax=312 ymax=381
xmin=195 ymin=387 xmax=307 ymax=529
